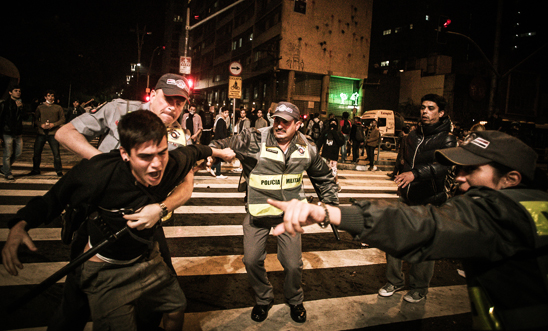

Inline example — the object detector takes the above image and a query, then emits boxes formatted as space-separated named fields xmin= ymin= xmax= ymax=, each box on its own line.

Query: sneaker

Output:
xmin=378 ymin=283 xmax=405 ymax=297
xmin=370 ymin=166 xmax=377 ymax=171
xmin=216 ymin=175 xmax=228 ymax=179
xmin=5 ymin=174 xmax=15 ymax=181
xmin=231 ymin=168 xmax=242 ymax=173
xmin=27 ymin=170 xmax=41 ymax=176
xmin=403 ymin=290 xmax=426 ymax=303
xmin=57 ymin=172 xmax=63 ymax=177
xmin=364 ymin=165 xmax=370 ymax=170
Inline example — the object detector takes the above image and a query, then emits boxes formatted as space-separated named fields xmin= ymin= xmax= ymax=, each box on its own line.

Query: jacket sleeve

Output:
xmin=209 ymin=128 xmax=257 ymax=161
xmin=367 ymin=128 xmax=380 ymax=145
xmin=412 ymin=133 xmax=457 ymax=181
xmin=337 ymin=187 xmax=535 ymax=263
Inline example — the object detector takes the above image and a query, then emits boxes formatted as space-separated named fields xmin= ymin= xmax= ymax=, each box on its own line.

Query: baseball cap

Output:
xmin=272 ymin=102 xmax=301 ymax=122
xmin=155 ymin=74 xmax=191 ymax=100
xmin=435 ymin=130 xmax=537 ymax=180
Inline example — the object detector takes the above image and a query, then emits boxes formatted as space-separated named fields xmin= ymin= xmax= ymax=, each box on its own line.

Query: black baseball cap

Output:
xmin=435 ymin=130 xmax=537 ymax=180
xmin=155 ymin=74 xmax=191 ymax=100
xmin=272 ymin=102 xmax=301 ymax=122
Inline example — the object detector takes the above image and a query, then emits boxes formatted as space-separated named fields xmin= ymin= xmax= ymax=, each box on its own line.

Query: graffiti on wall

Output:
xmin=285 ymin=41 xmax=305 ymax=71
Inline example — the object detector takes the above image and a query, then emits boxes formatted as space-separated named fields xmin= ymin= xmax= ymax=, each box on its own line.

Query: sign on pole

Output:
xmin=228 ymin=76 xmax=242 ymax=99
xmin=229 ymin=61 xmax=242 ymax=76
xmin=179 ymin=56 xmax=191 ymax=75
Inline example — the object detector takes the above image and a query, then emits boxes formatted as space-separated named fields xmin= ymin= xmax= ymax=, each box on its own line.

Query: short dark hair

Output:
xmin=8 ymin=85 xmax=20 ymax=92
xmin=44 ymin=90 xmax=56 ymax=97
xmin=342 ymin=112 xmax=349 ymax=119
xmin=421 ymin=94 xmax=447 ymax=111
xmin=118 ymin=110 xmax=167 ymax=154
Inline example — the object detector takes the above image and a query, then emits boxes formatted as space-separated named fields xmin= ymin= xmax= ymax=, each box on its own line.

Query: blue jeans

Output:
xmin=32 ymin=134 xmax=62 ymax=173
xmin=2 ymin=134 xmax=23 ymax=176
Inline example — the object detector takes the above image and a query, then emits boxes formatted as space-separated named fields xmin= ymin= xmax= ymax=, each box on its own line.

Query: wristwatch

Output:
xmin=159 ymin=202 xmax=169 ymax=219
xmin=317 ymin=202 xmax=330 ymax=228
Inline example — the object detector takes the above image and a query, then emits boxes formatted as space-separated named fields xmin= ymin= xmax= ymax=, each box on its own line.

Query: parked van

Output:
xmin=360 ymin=110 xmax=405 ymax=150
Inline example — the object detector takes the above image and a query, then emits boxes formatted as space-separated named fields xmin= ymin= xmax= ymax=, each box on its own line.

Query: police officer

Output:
xmin=209 ymin=102 xmax=339 ymax=323
xmin=271 ymin=130 xmax=548 ymax=330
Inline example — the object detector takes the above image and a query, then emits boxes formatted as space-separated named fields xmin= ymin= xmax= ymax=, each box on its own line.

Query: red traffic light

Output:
xmin=145 ymin=94 xmax=150 ymax=102
xmin=187 ymin=78 xmax=194 ymax=89
xmin=443 ymin=19 xmax=452 ymax=28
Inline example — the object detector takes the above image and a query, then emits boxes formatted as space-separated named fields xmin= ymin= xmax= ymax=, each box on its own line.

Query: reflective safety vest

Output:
xmin=247 ymin=127 xmax=311 ymax=227
xmin=468 ymin=189 xmax=548 ymax=330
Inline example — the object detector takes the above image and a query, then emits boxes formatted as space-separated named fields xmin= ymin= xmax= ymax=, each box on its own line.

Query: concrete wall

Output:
xmin=278 ymin=0 xmax=372 ymax=79
xmin=399 ymin=70 xmax=446 ymax=105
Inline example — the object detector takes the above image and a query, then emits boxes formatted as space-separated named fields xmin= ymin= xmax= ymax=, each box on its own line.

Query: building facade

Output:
xmin=163 ymin=0 xmax=373 ymax=118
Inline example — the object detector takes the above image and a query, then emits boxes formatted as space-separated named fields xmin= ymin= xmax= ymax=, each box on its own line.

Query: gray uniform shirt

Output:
xmin=71 ymin=99 xmax=186 ymax=152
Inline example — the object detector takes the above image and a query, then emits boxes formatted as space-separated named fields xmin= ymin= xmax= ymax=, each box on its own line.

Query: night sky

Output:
xmin=2 ymin=0 xmax=166 ymax=105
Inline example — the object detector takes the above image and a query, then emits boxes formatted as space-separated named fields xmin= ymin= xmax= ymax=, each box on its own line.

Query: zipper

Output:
xmin=407 ymin=131 xmax=424 ymax=197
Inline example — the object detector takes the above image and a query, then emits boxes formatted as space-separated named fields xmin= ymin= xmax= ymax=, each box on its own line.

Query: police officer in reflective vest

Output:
xmin=270 ymin=130 xmax=548 ymax=330
xmin=209 ymin=102 xmax=339 ymax=323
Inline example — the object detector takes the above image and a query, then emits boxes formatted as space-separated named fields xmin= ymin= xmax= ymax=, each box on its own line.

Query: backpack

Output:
xmin=312 ymin=120 xmax=321 ymax=140
xmin=341 ymin=120 xmax=351 ymax=134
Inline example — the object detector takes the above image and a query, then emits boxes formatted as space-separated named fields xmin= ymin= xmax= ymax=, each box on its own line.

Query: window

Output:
xmin=294 ymin=0 xmax=306 ymax=14
xmin=232 ymin=41 xmax=237 ymax=50
xmin=383 ymin=29 xmax=392 ymax=35
xmin=425 ymin=15 xmax=429 ymax=21
xmin=249 ymin=33 xmax=253 ymax=41
xmin=381 ymin=60 xmax=390 ymax=67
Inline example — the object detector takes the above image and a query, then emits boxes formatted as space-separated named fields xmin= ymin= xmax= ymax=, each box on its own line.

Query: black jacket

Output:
xmin=0 ymin=98 xmax=24 ymax=135
xmin=400 ymin=116 xmax=457 ymax=205
xmin=338 ymin=186 xmax=548 ymax=330
xmin=9 ymin=145 xmax=212 ymax=260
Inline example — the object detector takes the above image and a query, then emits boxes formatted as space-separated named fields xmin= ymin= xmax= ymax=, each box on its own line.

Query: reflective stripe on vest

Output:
xmin=519 ymin=201 xmax=548 ymax=237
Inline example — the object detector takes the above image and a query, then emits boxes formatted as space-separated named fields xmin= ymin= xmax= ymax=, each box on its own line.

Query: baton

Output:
xmin=8 ymin=223 xmax=129 ymax=312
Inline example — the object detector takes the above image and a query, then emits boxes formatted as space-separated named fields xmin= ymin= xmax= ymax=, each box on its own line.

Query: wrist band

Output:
xmin=317 ymin=202 xmax=330 ymax=228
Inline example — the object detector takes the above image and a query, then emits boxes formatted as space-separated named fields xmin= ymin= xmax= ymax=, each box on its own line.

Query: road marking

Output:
xmin=0 ymin=248 xmax=387 ymax=286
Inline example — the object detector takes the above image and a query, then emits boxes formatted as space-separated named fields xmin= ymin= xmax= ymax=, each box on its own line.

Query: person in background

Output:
xmin=339 ymin=112 xmax=351 ymax=163
xmin=0 ymin=85 xmax=24 ymax=180
xmin=380 ymin=94 xmax=457 ymax=303
xmin=211 ymin=107 xmax=230 ymax=179
xmin=182 ymin=104 xmax=202 ymax=144
xmin=364 ymin=120 xmax=380 ymax=171
xmin=200 ymin=105 xmax=216 ymax=146
xmin=29 ymin=90 xmax=65 ymax=177
xmin=317 ymin=118 xmax=345 ymax=191
xmin=254 ymin=109 xmax=268 ymax=129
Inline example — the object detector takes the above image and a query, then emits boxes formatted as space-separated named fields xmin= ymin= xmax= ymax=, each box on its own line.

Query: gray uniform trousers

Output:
xmin=242 ymin=214 xmax=304 ymax=305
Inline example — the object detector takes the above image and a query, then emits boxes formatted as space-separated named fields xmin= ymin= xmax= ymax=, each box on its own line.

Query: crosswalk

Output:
xmin=0 ymin=168 xmax=471 ymax=331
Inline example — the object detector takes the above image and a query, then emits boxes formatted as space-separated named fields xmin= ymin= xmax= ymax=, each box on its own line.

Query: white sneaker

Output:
xmin=216 ymin=175 xmax=228 ymax=179
xmin=364 ymin=165 xmax=370 ymax=170
xmin=371 ymin=166 xmax=377 ymax=171
xmin=378 ymin=283 xmax=405 ymax=297
xmin=231 ymin=168 xmax=242 ymax=173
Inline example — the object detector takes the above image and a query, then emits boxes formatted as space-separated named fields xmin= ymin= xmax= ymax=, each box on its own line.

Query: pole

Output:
xmin=232 ymin=98 xmax=236 ymax=134
xmin=488 ymin=0 xmax=503 ymax=117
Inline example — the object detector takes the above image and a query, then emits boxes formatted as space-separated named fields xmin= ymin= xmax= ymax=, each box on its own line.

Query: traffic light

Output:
xmin=437 ymin=15 xmax=452 ymax=44
xmin=187 ymin=77 xmax=194 ymax=90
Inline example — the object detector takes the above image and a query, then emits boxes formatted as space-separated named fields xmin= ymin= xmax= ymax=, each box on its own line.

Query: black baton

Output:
xmin=8 ymin=224 xmax=129 ymax=312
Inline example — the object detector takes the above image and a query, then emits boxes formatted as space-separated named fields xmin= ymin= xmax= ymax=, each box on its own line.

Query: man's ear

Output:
xmin=149 ymin=89 xmax=157 ymax=102
xmin=120 ymin=147 xmax=130 ymax=162
xmin=439 ymin=110 xmax=445 ymax=118
xmin=501 ymin=170 xmax=522 ymax=189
